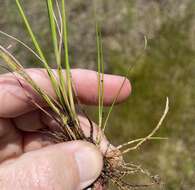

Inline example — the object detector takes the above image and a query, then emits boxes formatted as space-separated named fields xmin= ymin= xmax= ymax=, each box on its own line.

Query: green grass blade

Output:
xmin=102 ymin=76 xmax=129 ymax=132
xmin=16 ymin=0 xmax=66 ymax=108
xmin=52 ymin=0 xmax=70 ymax=112
xmin=61 ymin=0 xmax=77 ymax=119
xmin=46 ymin=0 xmax=71 ymax=111
xmin=55 ymin=0 xmax=63 ymax=53
xmin=0 ymin=30 xmax=66 ymax=107
xmin=46 ymin=0 xmax=60 ymax=66
xmin=96 ymin=22 xmax=104 ymax=130
xmin=16 ymin=0 xmax=46 ymax=63
xmin=100 ymin=27 xmax=104 ymax=128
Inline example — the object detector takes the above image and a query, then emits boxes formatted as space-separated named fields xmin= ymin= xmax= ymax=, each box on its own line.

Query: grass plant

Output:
xmin=0 ymin=0 xmax=169 ymax=189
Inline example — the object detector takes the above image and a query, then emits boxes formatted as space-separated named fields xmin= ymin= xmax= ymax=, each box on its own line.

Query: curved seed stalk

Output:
xmin=122 ymin=97 xmax=169 ymax=155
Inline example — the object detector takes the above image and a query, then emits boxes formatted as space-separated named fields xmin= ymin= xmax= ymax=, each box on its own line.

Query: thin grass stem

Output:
xmin=16 ymin=0 xmax=63 ymax=105
xmin=62 ymin=0 xmax=78 ymax=124
xmin=47 ymin=0 xmax=70 ymax=111
xmin=117 ymin=137 xmax=168 ymax=150
xmin=16 ymin=0 xmax=46 ymax=63
xmin=0 ymin=30 xmax=43 ymax=62
xmin=122 ymin=97 xmax=169 ymax=154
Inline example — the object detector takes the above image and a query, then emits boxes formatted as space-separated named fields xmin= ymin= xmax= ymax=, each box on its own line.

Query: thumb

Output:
xmin=0 ymin=141 xmax=103 ymax=190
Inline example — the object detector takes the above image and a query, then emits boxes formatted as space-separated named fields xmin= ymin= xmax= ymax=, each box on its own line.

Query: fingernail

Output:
xmin=75 ymin=144 xmax=103 ymax=189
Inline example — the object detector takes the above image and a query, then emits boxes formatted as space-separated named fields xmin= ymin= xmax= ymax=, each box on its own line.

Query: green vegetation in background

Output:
xmin=106 ymin=2 xmax=195 ymax=189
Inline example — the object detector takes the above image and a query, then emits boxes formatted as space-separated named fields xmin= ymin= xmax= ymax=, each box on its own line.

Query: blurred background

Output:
xmin=0 ymin=0 xmax=195 ymax=189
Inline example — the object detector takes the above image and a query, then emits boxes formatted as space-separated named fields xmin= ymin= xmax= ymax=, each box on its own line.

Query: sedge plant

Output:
xmin=0 ymin=0 xmax=169 ymax=189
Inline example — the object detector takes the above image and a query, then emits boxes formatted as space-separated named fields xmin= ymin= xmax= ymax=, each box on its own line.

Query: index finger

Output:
xmin=0 ymin=68 xmax=131 ymax=118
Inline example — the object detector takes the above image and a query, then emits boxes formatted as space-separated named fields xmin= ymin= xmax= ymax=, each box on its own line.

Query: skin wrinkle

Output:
xmin=0 ymin=119 xmax=23 ymax=163
xmin=23 ymin=133 xmax=53 ymax=152
xmin=14 ymin=111 xmax=44 ymax=132
xmin=0 ymin=119 xmax=12 ymax=137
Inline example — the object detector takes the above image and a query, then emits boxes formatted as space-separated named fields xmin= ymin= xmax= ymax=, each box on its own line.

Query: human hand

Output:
xmin=0 ymin=69 xmax=131 ymax=190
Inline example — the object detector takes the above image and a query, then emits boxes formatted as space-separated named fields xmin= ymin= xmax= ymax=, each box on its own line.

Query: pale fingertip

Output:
xmin=74 ymin=142 xmax=103 ymax=189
